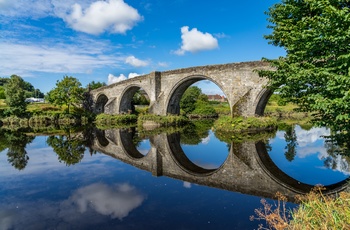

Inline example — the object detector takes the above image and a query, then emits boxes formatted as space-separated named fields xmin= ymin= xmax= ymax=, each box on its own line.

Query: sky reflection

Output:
xmin=268 ymin=125 xmax=349 ymax=185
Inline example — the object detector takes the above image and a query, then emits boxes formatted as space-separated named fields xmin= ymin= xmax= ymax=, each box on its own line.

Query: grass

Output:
xmin=95 ymin=113 xmax=138 ymax=127
xmin=138 ymin=114 xmax=189 ymax=127
xmin=214 ymin=116 xmax=278 ymax=133
xmin=251 ymin=186 xmax=350 ymax=230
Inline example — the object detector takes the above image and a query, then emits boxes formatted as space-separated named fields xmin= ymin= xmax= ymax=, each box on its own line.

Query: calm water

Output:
xmin=0 ymin=124 xmax=348 ymax=230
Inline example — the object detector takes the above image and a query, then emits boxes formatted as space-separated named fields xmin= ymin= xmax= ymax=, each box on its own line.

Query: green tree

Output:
xmin=87 ymin=81 xmax=106 ymax=90
xmin=180 ymin=86 xmax=202 ymax=114
xmin=5 ymin=131 xmax=35 ymax=170
xmin=0 ymin=86 xmax=5 ymax=99
xmin=284 ymin=125 xmax=298 ymax=162
xmin=260 ymin=0 xmax=350 ymax=132
xmin=47 ymin=135 xmax=85 ymax=166
xmin=47 ymin=76 xmax=84 ymax=113
xmin=4 ymin=75 xmax=27 ymax=116
xmin=132 ymin=89 xmax=150 ymax=105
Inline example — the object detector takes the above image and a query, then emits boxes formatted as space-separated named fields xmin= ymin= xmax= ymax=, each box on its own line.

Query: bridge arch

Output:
xmin=95 ymin=94 xmax=108 ymax=114
xmin=166 ymin=75 xmax=227 ymax=115
xmin=119 ymin=85 xmax=151 ymax=114
xmin=254 ymin=88 xmax=273 ymax=116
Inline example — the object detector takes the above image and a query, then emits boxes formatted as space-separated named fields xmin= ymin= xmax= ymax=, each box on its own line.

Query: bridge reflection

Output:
xmin=91 ymin=128 xmax=349 ymax=201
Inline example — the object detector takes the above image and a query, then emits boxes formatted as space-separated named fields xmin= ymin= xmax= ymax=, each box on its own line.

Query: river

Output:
xmin=0 ymin=122 xmax=348 ymax=229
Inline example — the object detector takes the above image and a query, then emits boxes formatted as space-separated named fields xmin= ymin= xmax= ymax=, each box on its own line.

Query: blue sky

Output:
xmin=0 ymin=0 xmax=285 ymax=94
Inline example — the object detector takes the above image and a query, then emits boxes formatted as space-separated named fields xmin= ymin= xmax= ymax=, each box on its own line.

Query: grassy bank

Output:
xmin=251 ymin=186 xmax=350 ymax=229
xmin=214 ymin=116 xmax=278 ymax=133
xmin=137 ymin=114 xmax=189 ymax=128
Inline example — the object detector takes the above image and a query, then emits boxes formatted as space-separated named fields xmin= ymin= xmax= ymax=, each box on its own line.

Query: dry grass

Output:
xmin=251 ymin=186 xmax=350 ymax=230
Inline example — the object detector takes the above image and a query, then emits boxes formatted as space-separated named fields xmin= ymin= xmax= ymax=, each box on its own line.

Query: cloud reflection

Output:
xmin=61 ymin=183 xmax=145 ymax=220
xmin=183 ymin=182 xmax=192 ymax=188
xmin=0 ymin=210 xmax=15 ymax=230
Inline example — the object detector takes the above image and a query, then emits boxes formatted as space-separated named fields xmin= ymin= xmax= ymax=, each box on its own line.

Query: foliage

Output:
xmin=47 ymin=76 xmax=84 ymax=114
xmin=95 ymin=114 xmax=138 ymax=127
xmin=0 ymin=77 xmax=9 ymax=86
xmin=137 ymin=114 xmax=189 ymax=127
xmin=132 ymin=89 xmax=150 ymax=105
xmin=4 ymin=75 xmax=27 ymax=116
xmin=260 ymin=0 xmax=350 ymax=132
xmin=284 ymin=124 xmax=298 ymax=162
xmin=0 ymin=130 xmax=35 ymax=170
xmin=180 ymin=119 xmax=214 ymax=145
xmin=190 ymin=101 xmax=218 ymax=118
xmin=87 ymin=81 xmax=106 ymax=90
xmin=180 ymin=86 xmax=202 ymax=114
xmin=46 ymin=134 xmax=85 ymax=166
xmin=0 ymin=86 xmax=5 ymax=99
xmin=212 ymin=102 xmax=231 ymax=116
xmin=214 ymin=116 xmax=278 ymax=133
xmin=251 ymin=187 xmax=350 ymax=230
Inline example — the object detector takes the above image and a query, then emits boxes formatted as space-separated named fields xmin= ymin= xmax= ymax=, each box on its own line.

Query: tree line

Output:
xmin=1 ymin=74 xmax=106 ymax=117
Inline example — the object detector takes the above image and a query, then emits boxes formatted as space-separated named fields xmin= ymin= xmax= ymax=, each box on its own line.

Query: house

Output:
xmin=207 ymin=94 xmax=227 ymax=102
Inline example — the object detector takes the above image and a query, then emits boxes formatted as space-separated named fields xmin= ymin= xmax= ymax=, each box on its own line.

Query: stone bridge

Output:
xmin=90 ymin=61 xmax=273 ymax=116
xmin=91 ymin=128 xmax=349 ymax=201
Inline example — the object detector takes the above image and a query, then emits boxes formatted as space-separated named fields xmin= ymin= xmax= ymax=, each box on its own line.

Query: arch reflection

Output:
xmin=92 ymin=128 xmax=349 ymax=201
xmin=256 ymin=141 xmax=349 ymax=194
xmin=119 ymin=128 xmax=151 ymax=159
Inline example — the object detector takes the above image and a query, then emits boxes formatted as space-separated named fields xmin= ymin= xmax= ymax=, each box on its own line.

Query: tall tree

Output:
xmin=4 ymin=75 xmax=27 ymax=116
xmin=180 ymin=86 xmax=202 ymax=114
xmin=47 ymin=76 xmax=84 ymax=113
xmin=260 ymin=0 xmax=350 ymax=132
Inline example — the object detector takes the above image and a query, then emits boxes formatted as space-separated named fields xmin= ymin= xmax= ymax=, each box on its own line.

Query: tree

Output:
xmin=260 ymin=0 xmax=350 ymax=132
xmin=87 ymin=81 xmax=106 ymax=90
xmin=180 ymin=86 xmax=202 ymax=114
xmin=5 ymin=131 xmax=35 ymax=170
xmin=47 ymin=135 xmax=85 ymax=166
xmin=284 ymin=125 xmax=298 ymax=162
xmin=47 ymin=76 xmax=84 ymax=113
xmin=4 ymin=75 xmax=27 ymax=116
xmin=132 ymin=89 xmax=150 ymax=105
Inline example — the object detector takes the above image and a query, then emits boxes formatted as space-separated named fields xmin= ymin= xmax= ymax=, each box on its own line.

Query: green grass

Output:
xmin=214 ymin=116 xmax=278 ymax=133
xmin=251 ymin=187 xmax=350 ymax=230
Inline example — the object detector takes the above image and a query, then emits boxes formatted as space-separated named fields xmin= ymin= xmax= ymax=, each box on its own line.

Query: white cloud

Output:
xmin=0 ymin=42 xmax=123 ymax=76
xmin=0 ymin=0 xmax=53 ymax=17
xmin=174 ymin=26 xmax=218 ymax=55
xmin=107 ymin=72 xmax=140 ymax=85
xmin=125 ymin=55 xmax=149 ymax=67
xmin=128 ymin=73 xmax=140 ymax=79
xmin=61 ymin=0 xmax=142 ymax=35
xmin=61 ymin=183 xmax=145 ymax=220
xmin=158 ymin=62 xmax=169 ymax=67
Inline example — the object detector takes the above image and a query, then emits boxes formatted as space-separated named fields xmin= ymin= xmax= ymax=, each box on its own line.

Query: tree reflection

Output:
xmin=47 ymin=133 xmax=85 ymax=166
xmin=284 ymin=125 xmax=298 ymax=162
xmin=180 ymin=119 xmax=214 ymax=145
xmin=0 ymin=130 xmax=35 ymax=170
xmin=323 ymin=132 xmax=350 ymax=171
